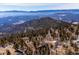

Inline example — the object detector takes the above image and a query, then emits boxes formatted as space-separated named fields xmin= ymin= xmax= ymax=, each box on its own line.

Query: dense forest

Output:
xmin=0 ymin=17 xmax=79 ymax=55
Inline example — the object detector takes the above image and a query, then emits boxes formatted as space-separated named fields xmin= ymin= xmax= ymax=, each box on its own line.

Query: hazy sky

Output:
xmin=0 ymin=3 xmax=79 ymax=11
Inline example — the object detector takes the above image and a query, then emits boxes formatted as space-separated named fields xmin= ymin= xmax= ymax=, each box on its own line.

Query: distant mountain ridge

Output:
xmin=0 ymin=9 xmax=79 ymax=26
xmin=1 ymin=9 xmax=79 ymax=12
xmin=30 ymin=9 xmax=79 ymax=13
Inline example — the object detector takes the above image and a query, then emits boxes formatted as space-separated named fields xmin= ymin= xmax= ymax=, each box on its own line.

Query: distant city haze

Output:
xmin=0 ymin=3 xmax=79 ymax=11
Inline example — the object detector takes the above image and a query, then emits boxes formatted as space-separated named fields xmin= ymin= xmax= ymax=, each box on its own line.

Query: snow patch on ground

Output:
xmin=72 ymin=22 xmax=79 ymax=24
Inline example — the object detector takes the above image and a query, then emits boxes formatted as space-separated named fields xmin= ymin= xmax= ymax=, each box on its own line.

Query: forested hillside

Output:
xmin=0 ymin=17 xmax=79 ymax=55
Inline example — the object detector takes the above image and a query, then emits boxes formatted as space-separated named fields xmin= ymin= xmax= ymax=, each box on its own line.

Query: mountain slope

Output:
xmin=21 ymin=17 xmax=70 ymax=28
xmin=0 ymin=17 xmax=71 ymax=33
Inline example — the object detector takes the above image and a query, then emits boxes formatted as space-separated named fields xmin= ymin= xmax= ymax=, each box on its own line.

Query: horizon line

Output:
xmin=0 ymin=9 xmax=79 ymax=11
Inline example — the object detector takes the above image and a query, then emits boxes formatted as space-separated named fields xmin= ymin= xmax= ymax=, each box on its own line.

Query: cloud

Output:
xmin=0 ymin=3 xmax=52 ymax=6
xmin=0 ymin=3 xmax=79 ymax=11
xmin=50 ymin=3 xmax=79 ymax=10
xmin=13 ymin=20 xmax=25 ymax=25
